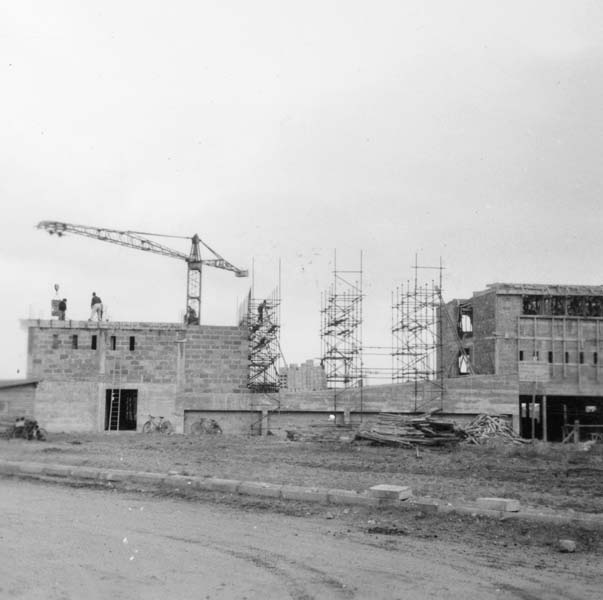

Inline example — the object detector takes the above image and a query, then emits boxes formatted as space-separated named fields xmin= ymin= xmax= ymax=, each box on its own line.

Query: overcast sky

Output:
xmin=1 ymin=1 xmax=602 ymax=379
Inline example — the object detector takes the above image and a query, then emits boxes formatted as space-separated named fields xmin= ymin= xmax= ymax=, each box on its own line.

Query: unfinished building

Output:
xmin=23 ymin=319 xmax=249 ymax=433
xmin=441 ymin=283 xmax=603 ymax=441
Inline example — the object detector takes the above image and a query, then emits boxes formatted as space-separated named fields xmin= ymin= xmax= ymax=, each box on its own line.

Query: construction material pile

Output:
xmin=355 ymin=413 xmax=461 ymax=447
xmin=459 ymin=414 xmax=526 ymax=445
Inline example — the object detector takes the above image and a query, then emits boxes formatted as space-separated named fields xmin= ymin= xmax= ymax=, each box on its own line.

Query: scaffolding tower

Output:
xmin=392 ymin=256 xmax=444 ymax=411
xmin=240 ymin=286 xmax=282 ymax=393
xmin=320 ymin=253 xmax=363 ymax=390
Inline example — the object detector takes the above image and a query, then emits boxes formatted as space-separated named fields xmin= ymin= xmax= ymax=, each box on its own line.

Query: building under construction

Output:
xmin=0 ymin=225 xmax=601 ymax=441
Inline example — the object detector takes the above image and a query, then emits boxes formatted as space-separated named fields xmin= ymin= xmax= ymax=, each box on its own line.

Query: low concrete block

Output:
xmin=327 ymin=489 xmax=380 ymax=507
xmin=238 ymin=481 xmax=282 ymax=499
xmin=476 ymin=497 xmax=520 ymax=512
xmin=409 ymin=498 xmax=440 ymax=513
xmin=206 ymin=478 xmax=241 ymax=494
xmin=558 ymin=539 xmax=577 ymax=553
xmin=281 ymin=485 xmax=329 ymax=504
xmin=15 ymin=462 xmax=44 ymax=475
xmin=369 ymin=485 xmax=412 ymax=500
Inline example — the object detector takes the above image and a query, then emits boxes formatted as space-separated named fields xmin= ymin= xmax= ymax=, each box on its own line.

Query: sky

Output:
xmin=1 ymin=0 xmax=602 ymax=380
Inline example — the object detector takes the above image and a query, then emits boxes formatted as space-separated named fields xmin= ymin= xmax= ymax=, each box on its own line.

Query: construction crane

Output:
xmin=37 ymin=220 xmax=248 ymax=324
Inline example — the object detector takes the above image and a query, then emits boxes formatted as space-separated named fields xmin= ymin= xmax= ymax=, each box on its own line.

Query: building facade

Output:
xmin=441 ymin=283 xmax=603 ymax=441
xmin=24 ymin=319 xmax=249 ymax=433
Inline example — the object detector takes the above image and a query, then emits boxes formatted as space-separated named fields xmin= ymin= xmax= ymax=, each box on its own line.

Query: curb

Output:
xmin=1 ymin=459 xmax=602 ymax=529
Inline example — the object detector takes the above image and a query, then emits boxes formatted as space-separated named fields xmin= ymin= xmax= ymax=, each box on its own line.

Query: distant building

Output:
xmin=280 ymin=360 xmax=327 ymax=391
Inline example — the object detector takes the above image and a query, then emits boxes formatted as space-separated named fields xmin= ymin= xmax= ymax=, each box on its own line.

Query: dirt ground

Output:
xmin=4 ymin=478 xmax=603 ymax=600
xmin=2 ymin=431 xmax=603 ymax=514
xmin=2 ymin=432 xmax=603 ymax=560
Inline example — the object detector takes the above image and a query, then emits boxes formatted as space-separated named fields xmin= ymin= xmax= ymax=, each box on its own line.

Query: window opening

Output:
xmin=579 ymin=351 xmax=584 ymax=364
xmin=565 ymin=351 xmax=570 ymax=364
xmin=52 ymin=334 xmax=59 ymax=349
xmin=72 ymin=335 xmax=78 ymax=349
xmin=519 ymin=350 xmax=524 ymax=361
xmin=129 ymin=336 xmax=136 ymax=351
xmin=458 ymin=348 xmax=471 ymax=375
xmin=548 ymin=351 xmax=553 ymax=364
xmin=91 ymin=335 xmax=97 ymax=350
xmin=594 ymin=352 xmax=598 ymax=365
xmin=110 ymin=336 xmax=116 ymax=350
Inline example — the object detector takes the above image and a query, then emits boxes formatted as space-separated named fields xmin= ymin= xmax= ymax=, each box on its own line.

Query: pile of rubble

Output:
xmin=459 ymin=414 xmax=527 ymax=445
xmin=355 ymin=413 xmax=460 ymax=447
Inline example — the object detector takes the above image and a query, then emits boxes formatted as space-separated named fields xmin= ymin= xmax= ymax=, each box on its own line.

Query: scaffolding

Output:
xmin=240 ymin=285 xmax=282 ymax=393
xmin=392 ymin=256 xmax=444 ymax=411
xmin=320 ymin=252 xmax=363 ymax=391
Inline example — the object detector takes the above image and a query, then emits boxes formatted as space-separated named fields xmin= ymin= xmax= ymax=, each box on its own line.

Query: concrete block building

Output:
xmin=441 ymin=283 xmax=603 ymax=441
xmin=23 ymin=320 xmax=249 ymax=433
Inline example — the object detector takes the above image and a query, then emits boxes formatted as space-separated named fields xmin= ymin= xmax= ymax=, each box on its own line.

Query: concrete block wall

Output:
xmin=24 ymin=320 xmax=248 ymax=395
xmin=494 ymin=294 xmax=523 ymax=375
xmin=35 ymin=380 xmax=99 ymax=432
xmin=23 ymin=320 xmax=249 ymax=432
xmin=0 ymin=383 xmax=36 ymax=427
xmin=472 ymin=291 xmax=496 ymax=374
xmin=183 ymin=326 xmax=248 ymax=394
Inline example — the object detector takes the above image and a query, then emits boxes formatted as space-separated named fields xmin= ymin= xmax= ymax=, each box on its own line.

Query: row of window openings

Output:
xmin=519 ymin=350 xmax=598 ymax=365
xmin=52 ymin=335 xmax=136 ymax=351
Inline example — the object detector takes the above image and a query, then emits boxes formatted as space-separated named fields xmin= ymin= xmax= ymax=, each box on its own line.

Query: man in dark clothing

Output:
xmin=58 ymin=298 xmax=67 ymax=320
xmin=89 ymin=292 xmax=103 ymax=321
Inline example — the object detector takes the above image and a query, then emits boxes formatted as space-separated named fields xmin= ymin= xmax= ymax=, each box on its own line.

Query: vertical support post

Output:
xmin=574 ymin=419 xmax=580 ymax=444
xmin=531 ymin=383 xmax=536 ymax=440
xmin=261 ymin=409 xmax=269 ymax=437
xmin=542 ymin=395 xmax=548 ymax=442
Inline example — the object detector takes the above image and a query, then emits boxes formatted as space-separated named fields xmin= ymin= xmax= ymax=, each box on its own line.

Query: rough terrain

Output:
xmin=2 ymin=433 xmax=603 ymax=562
xmin=2 ymin=479 xmax=602 ymax=600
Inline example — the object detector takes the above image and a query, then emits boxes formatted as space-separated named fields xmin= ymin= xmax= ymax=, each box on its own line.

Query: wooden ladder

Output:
xmin=108 ymin=355 xmax=123 ymax=431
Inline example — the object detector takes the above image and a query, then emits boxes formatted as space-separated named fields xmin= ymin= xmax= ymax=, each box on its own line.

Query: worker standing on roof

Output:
xmin=58 ymin=298 xmax=67 ymax=321
xmin=89 ymin=292 xmax=103 ymax=321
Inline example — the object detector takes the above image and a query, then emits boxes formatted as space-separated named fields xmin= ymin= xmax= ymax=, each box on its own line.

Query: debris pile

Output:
xmin=459 ymin=414 xmax=526 ymax=445
xmin=355 ymin=413 xmax=460 ymax=447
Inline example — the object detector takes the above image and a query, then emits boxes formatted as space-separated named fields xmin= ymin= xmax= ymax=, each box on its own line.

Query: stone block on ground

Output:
xmin=369 ymin=484 xmax=412 ymax=500
xmin=558 ymin=539 xmax=577 ymax=553
xmin=476 ymin=497 xmax=520 ymax=512
xmin=409 ymin=498 xmax=439 ymax=513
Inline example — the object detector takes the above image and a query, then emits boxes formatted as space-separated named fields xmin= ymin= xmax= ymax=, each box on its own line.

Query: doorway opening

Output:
xmin=105 ymin=389 xmax=138 ymax=431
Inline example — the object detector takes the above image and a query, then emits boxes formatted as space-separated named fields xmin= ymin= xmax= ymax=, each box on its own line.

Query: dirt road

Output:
xmin=1 ymin=479 xmax=600 ymax=600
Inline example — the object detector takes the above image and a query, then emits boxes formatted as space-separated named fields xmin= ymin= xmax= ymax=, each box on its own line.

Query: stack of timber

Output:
xmin=460 ymin=414 xmax=527 ymax=445
xmin=355 ymin=413 xmax=461 ymax=447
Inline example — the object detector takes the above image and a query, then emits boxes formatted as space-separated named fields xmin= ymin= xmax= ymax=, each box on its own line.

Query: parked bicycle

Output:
xmin=7 ymin=416 xmax=47 ymax=441
xmin=142 ymin=414 xmax=174 ymax=434
xmin=190 ymin=418 xmax=222 ymax=436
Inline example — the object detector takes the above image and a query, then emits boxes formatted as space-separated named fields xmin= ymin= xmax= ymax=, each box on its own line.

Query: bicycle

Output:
xmin=142 ymin=414 xmax=174 ymax=434
xmin=7 ymin=417 xmax=47 ymax=441
xmin=190 ymin=418 xmax=222 ymax=436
